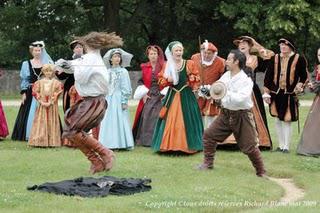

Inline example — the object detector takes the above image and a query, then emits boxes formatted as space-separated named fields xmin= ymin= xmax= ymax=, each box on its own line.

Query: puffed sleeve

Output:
xmin=52 ymin=79 xmax=64 ymax=103
xmin=297 ymin=56 xmax=308 ymax=84
xmin=264 ymin=55 xmax=277 ymax=94
xmin=120 ymin=68 xmax=132 ymax=104
xmin=186 ymin=60 xmax=201 ymax=91
xmin=223 ymin=76 xmax=253 ymax=106
xmin=20 ymin=61 xmax=30 ymax=94
xmin=32 ymin=80 xmax=41 ymax=100
xmin=157 ymin=62 xmax=172 ymax=89
xmin=71 ymin=58 xmax=91 ymax=84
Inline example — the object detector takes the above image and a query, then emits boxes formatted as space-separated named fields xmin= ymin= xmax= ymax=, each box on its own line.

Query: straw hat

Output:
xmin=233 ymin=36 xmax=254 ymax=47
xmin=278 ymin=38 xmax=296 ymax=52
xmin=210 ymin=81 xmax=227 ymax=100
xmin=69 ymin=40 xmax=83 ymax=50
xmin=103 ymin=48 xmax=133 ymax=68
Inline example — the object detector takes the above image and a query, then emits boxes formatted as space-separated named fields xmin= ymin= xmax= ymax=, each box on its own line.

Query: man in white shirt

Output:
xmin=56 ymin=32 xmax=122 ymax=175
xmin=198 ymin=49 xmax=266 ymax=177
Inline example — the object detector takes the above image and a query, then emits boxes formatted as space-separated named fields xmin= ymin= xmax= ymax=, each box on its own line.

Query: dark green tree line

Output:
xmin=0 ymin=0 xmax=319 ymax=69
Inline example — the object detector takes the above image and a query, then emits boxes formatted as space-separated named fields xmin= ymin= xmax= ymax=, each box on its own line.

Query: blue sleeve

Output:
xmin=20 ymin=61 xmax=30 ymax=92
xmin=120 ymin=68 xmax=132 ymax=104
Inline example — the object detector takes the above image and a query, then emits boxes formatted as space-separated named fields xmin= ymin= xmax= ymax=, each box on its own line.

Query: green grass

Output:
xmin=0 ymin=105 xmax=319 ymax=212
xmin=0 ymin=93 xmax=21 ymax=100
xmin=297 ymin=92 xmax=315 ymax=101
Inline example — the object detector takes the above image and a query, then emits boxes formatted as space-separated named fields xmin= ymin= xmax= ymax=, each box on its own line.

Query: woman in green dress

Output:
xmin=152 ymin=41 xmax=203 ymax=154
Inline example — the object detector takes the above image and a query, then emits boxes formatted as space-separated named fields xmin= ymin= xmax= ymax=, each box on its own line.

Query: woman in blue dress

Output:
xmin=12 ymin=41 xmax=53 ymax=141
xmin=99 ymin=48 xmax=134 ymax=149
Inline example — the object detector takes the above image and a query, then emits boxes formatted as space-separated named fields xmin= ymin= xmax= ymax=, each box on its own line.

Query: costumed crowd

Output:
xmin=1 ymin=31 xmax=319 ymax=178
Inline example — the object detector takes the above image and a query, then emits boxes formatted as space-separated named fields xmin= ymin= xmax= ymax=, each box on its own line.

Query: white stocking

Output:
xmin=275 ymin=118 xmax=284 ymax=149
xmin=282 ymin=121 xmax=292 ymax=150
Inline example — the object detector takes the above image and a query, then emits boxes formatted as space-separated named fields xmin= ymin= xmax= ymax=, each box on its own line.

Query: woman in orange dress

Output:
xmin=152 ymin=41 xmax=203 ymax=154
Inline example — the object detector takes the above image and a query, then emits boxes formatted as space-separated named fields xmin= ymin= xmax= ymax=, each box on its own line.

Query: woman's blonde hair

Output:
xmin=75 ymin=31 xmax=123 ymax=50
xmin=41 ymin=64 xmax=55 ymax=77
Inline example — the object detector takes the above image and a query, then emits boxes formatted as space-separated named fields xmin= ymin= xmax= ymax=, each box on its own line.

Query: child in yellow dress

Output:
xmin=29 ymin=64 xmax=63 ymax=147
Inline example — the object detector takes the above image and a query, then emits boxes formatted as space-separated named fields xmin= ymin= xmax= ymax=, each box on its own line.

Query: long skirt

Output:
xmin=134 ymin=94 xmax=162 ymax=147
xmin=11 ymin=88 xmax=37 ymax=141
xmin=28 ymin=103 xmax=62 ymax=147
xmin=99 ymin=91 xmax=134 ymax=149
xmin=152 ymin=87 xmax=203 ymax=154
xmin=297 ymin=95 xmax=320 ymax=156
xmin=0 ymin=101 xmax=9 ymax=138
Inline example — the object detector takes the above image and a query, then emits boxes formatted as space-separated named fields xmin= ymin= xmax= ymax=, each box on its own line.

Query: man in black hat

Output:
xmin=69 ymin=40 xmax=85 ymax=59
xmin=56 ymin=40 xmax=84 ymax=112
xmin=263 ymin=38 xmax=308 ymax=153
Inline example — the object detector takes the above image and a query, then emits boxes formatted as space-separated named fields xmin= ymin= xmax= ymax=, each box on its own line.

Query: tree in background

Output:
xmin=0 ymin=0 xmax=88 ymax=67
xmin=0 ymin=0 xmax=319 ymax=69
xmin=220 ymin=0 xmax=320 ymax=62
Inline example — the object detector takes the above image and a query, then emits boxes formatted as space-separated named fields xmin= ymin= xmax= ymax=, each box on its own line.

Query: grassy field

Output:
xmin=0 ymin=90 xmax=316 ymax=101
xmin=0 ymin=104 xmax=319 ymax=212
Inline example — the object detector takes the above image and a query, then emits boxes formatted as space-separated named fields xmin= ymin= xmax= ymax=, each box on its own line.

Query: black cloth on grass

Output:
xmin=27 ymin=176 xmax=151 ymax=197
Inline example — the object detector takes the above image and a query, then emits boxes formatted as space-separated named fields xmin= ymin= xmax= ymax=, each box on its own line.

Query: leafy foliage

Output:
xmin=0 ymin=0 xmax=319 ymax=69
xmin=220 ymin=0 xmax=320 ymax=61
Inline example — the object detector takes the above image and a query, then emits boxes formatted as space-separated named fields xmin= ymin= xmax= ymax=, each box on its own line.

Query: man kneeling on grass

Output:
xmin=197 ymin=49 xmax=266 ymax=177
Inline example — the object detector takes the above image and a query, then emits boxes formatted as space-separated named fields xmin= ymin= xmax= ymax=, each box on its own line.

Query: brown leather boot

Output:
xmin=197 ymin=139 xmax=217 ymax=170
xmin=69 ymin=133 xmax=105 ymax=174
xmin=91 ymin=125 xmax=100 ymax=140
xmin=62 ymin=138 xmax=76 ymax=148
xmin=247 ymin=147 xmax=266 ymax=177
xmin=77 ymin=133 xmax=115 ymax=171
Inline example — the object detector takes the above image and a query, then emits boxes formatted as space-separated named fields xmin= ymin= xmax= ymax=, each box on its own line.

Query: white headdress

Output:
xmin=29 ymin=41 xmax=53 ymax=64
xmin=163 ymin=41 xmax=183 ymax=85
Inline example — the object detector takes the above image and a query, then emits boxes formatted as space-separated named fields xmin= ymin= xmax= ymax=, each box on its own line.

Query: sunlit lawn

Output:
xmin=0 ymin=101 xmax=319 ymax=212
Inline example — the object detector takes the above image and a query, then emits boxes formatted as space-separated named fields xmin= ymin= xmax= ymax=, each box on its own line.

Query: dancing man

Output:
xmin=56 ymin=32 xmax=123 ymax=174
xmin=198 ymin=49 xmax=266 ymax=177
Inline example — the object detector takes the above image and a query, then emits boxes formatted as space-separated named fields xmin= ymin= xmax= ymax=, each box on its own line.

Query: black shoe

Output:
xmin=274 ymin=147 xmax=283 ymax=152
xmin=282 ymin=149 xmax=289 ymax=153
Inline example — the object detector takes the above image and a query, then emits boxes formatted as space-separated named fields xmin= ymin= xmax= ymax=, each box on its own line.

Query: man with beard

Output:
xmin=197 ymin=49 xmax=266 ymax=177
xmin=191 ymin=40 xmax=225 ymax=128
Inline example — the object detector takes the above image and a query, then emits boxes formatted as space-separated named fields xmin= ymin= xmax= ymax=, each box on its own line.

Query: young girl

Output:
xmin=99 ymin=48 xmax=134 ymax=150
xmin=28 ymin=64 xmax=63 ymax=147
